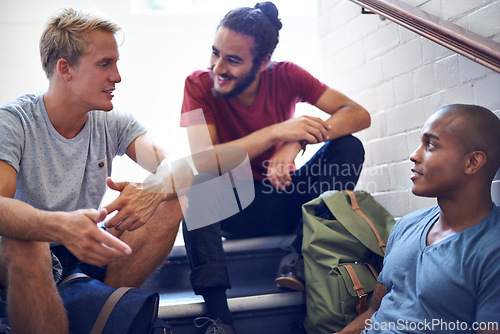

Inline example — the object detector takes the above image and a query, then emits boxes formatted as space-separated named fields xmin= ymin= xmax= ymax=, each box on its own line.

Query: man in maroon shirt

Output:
xmin=180 ymin=2 xmax=370 ymax=333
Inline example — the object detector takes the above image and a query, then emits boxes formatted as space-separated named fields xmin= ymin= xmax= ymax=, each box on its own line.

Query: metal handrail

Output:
xmin=350 ymin=0 xmax=500 ymax=74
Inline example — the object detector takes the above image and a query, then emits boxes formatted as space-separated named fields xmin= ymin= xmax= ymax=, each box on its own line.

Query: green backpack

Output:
xmin=302 ymin=190 xmax=396 ymax=334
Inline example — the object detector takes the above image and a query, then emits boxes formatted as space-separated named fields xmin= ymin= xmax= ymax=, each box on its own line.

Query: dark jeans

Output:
xmin=182 ymin=135 xmax=365 ymax=294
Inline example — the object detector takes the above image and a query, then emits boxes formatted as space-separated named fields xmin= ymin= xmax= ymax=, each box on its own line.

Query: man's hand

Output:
xmin=266 ymin=142 xmax=302 ymax=190
xmin=60 ymin=208 xmax=132 ymax=267
xmin=103 ymin=177 xmax=167 ymax=231
xmin=272 ymin=115 xmax=331 ymax=144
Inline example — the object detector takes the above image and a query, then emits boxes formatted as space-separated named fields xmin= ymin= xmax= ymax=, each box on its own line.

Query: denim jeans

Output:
xmin=182 ymin=135 xmax=365 ymax=294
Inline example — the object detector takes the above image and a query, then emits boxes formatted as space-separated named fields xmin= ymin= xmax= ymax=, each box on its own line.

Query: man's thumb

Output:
xmin=106 ymin=177 xmax=127 ymax=191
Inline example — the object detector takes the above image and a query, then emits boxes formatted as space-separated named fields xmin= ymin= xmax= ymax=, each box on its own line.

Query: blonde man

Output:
xmin=0 ymin=8 xmax=192 ymax=333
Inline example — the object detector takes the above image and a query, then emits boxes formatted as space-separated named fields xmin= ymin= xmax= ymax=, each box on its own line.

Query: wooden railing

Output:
xmin=349 ymin=0 xmax=500 ymax=74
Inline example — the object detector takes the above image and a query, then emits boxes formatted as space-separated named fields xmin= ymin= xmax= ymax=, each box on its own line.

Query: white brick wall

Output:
xmin=318 ymin=0 xmax=500 ymax=217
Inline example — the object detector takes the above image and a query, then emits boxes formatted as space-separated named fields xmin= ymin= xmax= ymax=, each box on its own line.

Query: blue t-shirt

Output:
xmin=0 ymin=92 xmax=146 ymax=211
xmin=364 ymin=205 xmax=500 ymax=334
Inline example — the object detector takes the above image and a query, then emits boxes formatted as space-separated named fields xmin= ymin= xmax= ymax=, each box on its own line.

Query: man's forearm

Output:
xmin=0 ymin=197 xmax=61 ymax=241
xmin=143 ymin=157 xmax=195 ymax=198
xmin=337 ymin=310 xmax=373 ymax=334
xmin=324 ymin=104 xmax=371 ymax=141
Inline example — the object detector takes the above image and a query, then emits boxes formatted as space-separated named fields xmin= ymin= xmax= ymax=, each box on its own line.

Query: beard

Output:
xmin=211 ymin=62 xmax=260 ymax=99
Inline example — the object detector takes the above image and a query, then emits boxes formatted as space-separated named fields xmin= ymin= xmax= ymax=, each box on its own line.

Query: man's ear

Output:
xmin=464 ymin=151 xmax=487 ymax=175
xmin=257 ymin=54 xmax=271 ymax=73
xmin=56 ymin=58 xmax=72 ymax=81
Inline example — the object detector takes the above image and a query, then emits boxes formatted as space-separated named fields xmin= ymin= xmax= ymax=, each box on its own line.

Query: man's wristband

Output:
xmin=300 ymin=141 xmax=307 ymax=156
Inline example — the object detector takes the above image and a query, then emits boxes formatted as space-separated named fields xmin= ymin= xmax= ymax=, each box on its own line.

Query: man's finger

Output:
xmin=83 ymin=208 xmax=108 ymax=224
xmin=103 ymin=209 xmax=126 ymax=228
xmin=97 ymin=229 xmax=132 ymax=256
xmin=106 ymin=177 xmax=128 ymax=192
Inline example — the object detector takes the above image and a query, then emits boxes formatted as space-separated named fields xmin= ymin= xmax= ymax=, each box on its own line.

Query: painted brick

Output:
xmin=334 ymin=58 xmax=384 ymax=94
xmin=353 ymin=88 xmax=378 ymax=115
xmin=372 ymin=190 xmax=411 ymax=217
xmin=364 ymin=23 xmax=400 ymax=60
xmin=441 ymin=0 xmax=496 ymax=20
xmin=394 ymin=72 xmax=415 ymax=104
xmin=345 ymin=15 xmax=383 ymax=45
xmin=389 ymin=160 xmax=414 ymax=190
xmin=376 ymin=81 xmax=396 ymax=111
xmin=318 ymin=0 xmax=342 ymax=13
xmin=405 ymin=0 xmax=432 ymax=8
xmin=406 ymin=129 xmax=422 ymax=155
xmin=422 ymin=92 xmax=445 ymax=118
xmin=435 ymin=54 xmax=461 ymax=91
xmin=440 ymin=85 xmax=475 ymax=107
xmin=420 ymin=0 xmax=443 ymax=18
xmin=326 ymin=0 xmax=360 ymax=30
xmin=421 ymin=37 xmax=454 ymax=65
xmin=414 ymin=64 xmax=437 ymax=98
xmin=386 ymin=99 xmax=426 ymax=135
xmin=357 ymin=111 xmax=386 ymax=142
xmin=356 ymin=164 xmax=391 ymax=193
xmin=321 ymin=29 xmax=349 ymax=60
xmin=332 ymin=40 xmax=365 ymax=76
xmin=468 ymin=1 xmax=500 ymax=37
xmin=368 ymin=133 xmax=409 ymax=165
xmin=453 ymin=16 xmax=469 ymax=32
xmin=382 ymin=38 xmax=423 ymax=79
xmin=474 ymin=73 xmax=500 ymax=112
xmin=458 ymin=55 xmax=488 ymax=82
xmin=398 ymin=24 xmax=418 ymax=44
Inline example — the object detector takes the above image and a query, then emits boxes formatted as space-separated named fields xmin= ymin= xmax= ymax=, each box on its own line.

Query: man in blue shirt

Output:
xmin=339 ymin=104 xmax=500 ymax=334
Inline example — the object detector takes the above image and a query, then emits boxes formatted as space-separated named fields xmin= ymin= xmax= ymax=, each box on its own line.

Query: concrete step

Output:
xmin=142 ymin=235 xmax=307 ymax=333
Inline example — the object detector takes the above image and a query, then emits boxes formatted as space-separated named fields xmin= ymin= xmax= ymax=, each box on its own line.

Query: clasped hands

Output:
xmin=266 ymin=116 xmax=331 ymax=190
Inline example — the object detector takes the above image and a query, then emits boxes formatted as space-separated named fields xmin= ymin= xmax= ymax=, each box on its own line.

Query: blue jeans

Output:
xmin=182 ymin=135 xmax=365 ymax=294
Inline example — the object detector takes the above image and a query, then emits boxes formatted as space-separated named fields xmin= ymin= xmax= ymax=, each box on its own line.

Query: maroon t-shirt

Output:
xmin=181 ymin=61 xmax=328 ymax=180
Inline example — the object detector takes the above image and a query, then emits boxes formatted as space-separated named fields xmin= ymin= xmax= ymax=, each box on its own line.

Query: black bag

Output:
xmin=58 ymin=273 xmax=171 ymax=334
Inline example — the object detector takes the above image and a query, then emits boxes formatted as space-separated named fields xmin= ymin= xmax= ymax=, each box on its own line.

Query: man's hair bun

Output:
xmin=254 ymin=2 xmax=282 ymax=31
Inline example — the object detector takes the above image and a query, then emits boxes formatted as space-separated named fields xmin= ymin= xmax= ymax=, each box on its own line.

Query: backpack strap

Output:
xmin=344 ymin=190 xmax=387 ymax=254
xmin=343 ymin=264 xmax=368 ymax=315
xmin=90 ymin=287 xmax=133 ymax=334
xmin=365 ymin=263 xmax=379 ymax=280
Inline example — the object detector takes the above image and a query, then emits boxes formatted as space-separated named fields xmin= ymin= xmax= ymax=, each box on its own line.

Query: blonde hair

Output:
xmin=40 ymin=8 xmax=122 ymax=78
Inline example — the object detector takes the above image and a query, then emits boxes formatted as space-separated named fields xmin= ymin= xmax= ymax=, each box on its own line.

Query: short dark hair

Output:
xmin=218 ymin=2 xmax=282 ymax=64
xmin=438 ymin=104 xmax=500 ymax=182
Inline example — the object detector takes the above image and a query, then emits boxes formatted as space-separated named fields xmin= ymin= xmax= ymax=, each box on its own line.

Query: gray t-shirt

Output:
xmin=0 ymin=92 xmax=146 ymax=211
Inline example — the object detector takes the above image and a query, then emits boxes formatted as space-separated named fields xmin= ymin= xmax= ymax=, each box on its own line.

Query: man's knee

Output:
xmin=156 ymin=196 xmax=185 ymax=228
xmin=326 ymin=135 xmax=364 ymax=159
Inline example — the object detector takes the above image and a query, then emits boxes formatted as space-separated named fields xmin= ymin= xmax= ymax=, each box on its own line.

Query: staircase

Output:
xmin=142 ymin=235 xmax=307 ymax=334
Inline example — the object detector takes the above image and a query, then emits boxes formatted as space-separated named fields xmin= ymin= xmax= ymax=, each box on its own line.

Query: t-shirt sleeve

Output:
xmin=180 ymin=71 xmax=216 ymax=127
xmin=377 ymin=220 xmax=401 ymax=285
xmin=0 ymin=109 xmax=25 ymax=173
xmin=280 ymin=61 xmax=328 ymax=105
xmin=107 ymin=110 xmax=147 ymax=157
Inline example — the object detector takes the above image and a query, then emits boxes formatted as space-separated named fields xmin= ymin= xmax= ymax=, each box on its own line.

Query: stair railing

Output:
xmin=349 ymin=0 xmax=500 ymax=74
